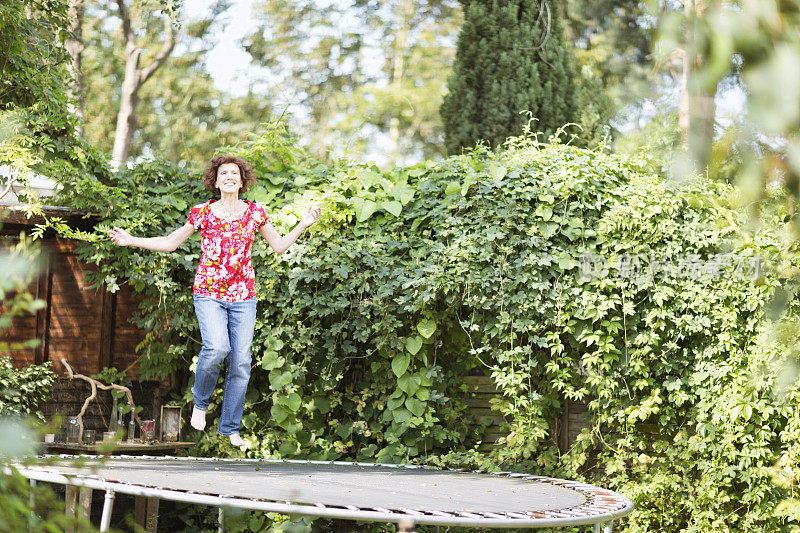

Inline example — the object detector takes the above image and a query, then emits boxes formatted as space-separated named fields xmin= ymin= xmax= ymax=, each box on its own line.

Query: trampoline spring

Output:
xmin=423 ymin=510 xmax=452 ymax=517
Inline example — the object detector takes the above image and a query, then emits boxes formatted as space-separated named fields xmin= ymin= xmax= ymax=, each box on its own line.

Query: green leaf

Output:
xmin=416 ymin=319 xmax=437 ymax=339
xmin=286 ymin=392 xmax=302 ymax=412
xmin=270 ymin=404 xmax=290 ymax=424
xmin=445 ymin=181 xmax=461 ymax=195
xmin=405 ymin=397 xmax=426 ymax=417
xmin=312 ymin=395 xmax=331 ymax=414
xmin=397 ymin=373 xmax=421 ymax=396
xmin=260 ymin=352 xmax=285 ymax=370
xmin=538 ymin=193 xmax=555 ymax=203
xmin=392 ymin=408 xmax=411 ymax=424
xmin=352 ymin=198 xmax=379 ymax=222
xmin=404 ymin=335 xmax=423 ymax=355
xmin=392 ymin=184 xmax=415 ymax=205
xmin=488 ymin=164 xmax=507 ymax=182
xmin=392 ymin=355 xmax=410 ymax=377
xmin=387 ymin=395 xmax=405 ymax=411
xmin=535 ymin=205 xmax=553 ymax=221
xmin=381 ymin=201 xmax=402 ymax=217
xmin=279 ymin=440 xmax=298 ymax=456
xmin=268 ymin=369 xmax=292 ymax=389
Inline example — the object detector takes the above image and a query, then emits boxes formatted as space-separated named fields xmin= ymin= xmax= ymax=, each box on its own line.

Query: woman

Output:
xmin=109 ymin=155 xmax=320 ymax=447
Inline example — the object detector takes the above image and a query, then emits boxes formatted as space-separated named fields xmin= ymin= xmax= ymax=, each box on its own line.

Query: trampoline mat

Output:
xmin=37 ymin=458 xmax=588 ymax=515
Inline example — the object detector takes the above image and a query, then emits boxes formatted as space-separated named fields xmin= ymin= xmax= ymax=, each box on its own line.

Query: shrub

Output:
xmin=57 ymin=129 xmax=800 ymax=531
xmin=0 ymin=357 xmax=55 ymax=422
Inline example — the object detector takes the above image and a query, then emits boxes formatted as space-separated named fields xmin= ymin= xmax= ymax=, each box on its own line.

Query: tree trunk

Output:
xmin=388 ymin=0 xmax=413 ymax=164
xmin=110 ymin=0 xmax=175 ymax=169
xmin=112 ymin=47 xmax=142 ymax=167
xmin=679 ymin=0 xmax=716 ymax=170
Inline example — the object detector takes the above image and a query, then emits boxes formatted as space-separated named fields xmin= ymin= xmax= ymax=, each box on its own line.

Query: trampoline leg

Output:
xmin=593 ymin=524 xmax=601 ymax=533
xmin=100 ymin=489 xmax=115 ymax=532
xmin=218 ymin=507 xmax=224 ymax=533
xmin=397 ymin=518 xmax=416 ymax=532
xmin=605 ymin=521 xmax=613 ymax=533
xmin=65 ymin=485 xmax=77 ymax=533
xmin=28 ymin=479 xmax=36 ymax=533
xmin=79 ymin=487 xmax=93 ymax=522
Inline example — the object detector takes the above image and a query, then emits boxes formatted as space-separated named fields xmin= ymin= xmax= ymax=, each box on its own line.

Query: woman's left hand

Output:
xmin=300 ymin=205 xmax=321 ymax=229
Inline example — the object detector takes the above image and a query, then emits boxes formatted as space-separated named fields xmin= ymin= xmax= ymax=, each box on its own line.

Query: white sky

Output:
xmin=184 ymin=0 xmax=261 ymax=96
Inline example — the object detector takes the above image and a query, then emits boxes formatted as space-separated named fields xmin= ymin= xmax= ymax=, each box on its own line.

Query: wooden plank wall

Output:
xmin=1 ymin=233 xmax=147 ymax=377
xmin=461 ymin=375 xmax=590 ymax=454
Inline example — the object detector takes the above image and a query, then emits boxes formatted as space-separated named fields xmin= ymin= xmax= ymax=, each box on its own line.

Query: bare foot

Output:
xmin=190 ymin=406 xmax=206 ymax=431
xmin=229 ymin=433 xmax=246 ymax=447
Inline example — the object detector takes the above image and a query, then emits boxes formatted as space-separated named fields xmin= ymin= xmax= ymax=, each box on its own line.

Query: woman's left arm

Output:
xmin=259 ymin=205 xmax=321 ymax=255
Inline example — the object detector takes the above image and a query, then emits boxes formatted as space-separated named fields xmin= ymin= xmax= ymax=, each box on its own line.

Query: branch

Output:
xmin=139 ymin=16 xmax=175 ymax=85
xmin=61 ymin=358 xmax=143 ymax=443
xmin=0 ymin=178 xmax=16 ymax=202
xmin=115 ymin=0 xmax=134 ymax=48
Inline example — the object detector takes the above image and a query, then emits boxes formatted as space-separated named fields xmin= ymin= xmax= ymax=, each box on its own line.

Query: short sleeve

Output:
xmin=187 ymin=203 xmax=207 ymax=230
xmin=253 ymin=203 xmax=269 ymax=227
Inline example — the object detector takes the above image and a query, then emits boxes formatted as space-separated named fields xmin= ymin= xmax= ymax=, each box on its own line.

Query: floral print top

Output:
xmin=187 ymin=200 xmax=269 ymax=302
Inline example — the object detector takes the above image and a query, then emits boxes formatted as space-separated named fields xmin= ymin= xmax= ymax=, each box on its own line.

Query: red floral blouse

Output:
xmin=187 ymin=200 xmax=269 ymax=302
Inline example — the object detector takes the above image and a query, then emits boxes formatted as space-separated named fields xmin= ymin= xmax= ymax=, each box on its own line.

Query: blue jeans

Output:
xmin=191 ymin=295 xmax=257 ymax=436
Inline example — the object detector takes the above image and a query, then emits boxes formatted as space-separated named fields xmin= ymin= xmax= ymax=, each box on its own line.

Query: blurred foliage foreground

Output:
xmin=23 ymin=123 xmax=794 ymax=531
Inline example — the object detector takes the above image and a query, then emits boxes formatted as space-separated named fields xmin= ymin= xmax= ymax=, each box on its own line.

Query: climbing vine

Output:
xmin=51 ymin=127 xmax=800 ymax=531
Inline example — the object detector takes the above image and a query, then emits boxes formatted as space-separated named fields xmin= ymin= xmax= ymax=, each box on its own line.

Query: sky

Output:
xmin=185 ymin=0 xmax=261 ymax=97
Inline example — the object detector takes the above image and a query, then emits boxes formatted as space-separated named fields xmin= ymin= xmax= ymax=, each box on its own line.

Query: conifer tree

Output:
xmin=441 ymin=0 xmax=610 ymax=154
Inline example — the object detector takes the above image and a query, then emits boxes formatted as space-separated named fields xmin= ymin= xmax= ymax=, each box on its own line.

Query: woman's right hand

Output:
xmin=109 ymin=226 xmax=134 ymax=247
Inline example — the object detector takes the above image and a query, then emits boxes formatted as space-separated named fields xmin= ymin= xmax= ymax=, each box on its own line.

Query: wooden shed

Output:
xmin=0 ymin=205 xmax=149 ymax=377
xmin=1 ymin=205 xmax=166 ymax=431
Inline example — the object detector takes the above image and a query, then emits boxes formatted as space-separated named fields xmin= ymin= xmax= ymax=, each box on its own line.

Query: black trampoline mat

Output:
xmin=40 ymin=458 xmax=587 ymax=515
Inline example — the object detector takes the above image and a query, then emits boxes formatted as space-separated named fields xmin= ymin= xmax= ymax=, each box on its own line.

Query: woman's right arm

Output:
xmin=109 ymin=222 xmax=195 ymax=252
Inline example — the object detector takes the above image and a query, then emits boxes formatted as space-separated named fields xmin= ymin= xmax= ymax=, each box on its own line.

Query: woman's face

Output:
xmin=216 ymin=162 xmax=243 ymax=194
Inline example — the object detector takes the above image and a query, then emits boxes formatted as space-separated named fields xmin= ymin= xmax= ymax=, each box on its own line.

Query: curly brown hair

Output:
xmin=201 ymin=155 xmax=257 ymax=195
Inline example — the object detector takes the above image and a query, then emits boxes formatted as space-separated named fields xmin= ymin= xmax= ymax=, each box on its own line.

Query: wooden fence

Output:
xmin=462 ymin=375 xmax=590 ymax=454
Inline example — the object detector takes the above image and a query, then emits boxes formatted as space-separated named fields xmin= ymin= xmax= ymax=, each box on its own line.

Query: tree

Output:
xmin=244 ymin=0 xmax=462 ymax=164
xmin=0 ymin=0 xmax=71 ymax=116
xmin=329 ymin=0 xmax=463 ymax=163
xmin=109 ymin=0 xmax=175 ymax=167
xmin=65 ymin=0 xmax=86 ymax=136
xmin=677 ymin=0 xmax=716 ymax=170
xmin=78 ymin=0 xmax=271 ymax=166
xmin=440 ymin=0 xmax=612 ymax=154
xmin=562 ymin=0 xmax=654 ymax=126
xmin=0 ymin=0 xmax=104 ymax=198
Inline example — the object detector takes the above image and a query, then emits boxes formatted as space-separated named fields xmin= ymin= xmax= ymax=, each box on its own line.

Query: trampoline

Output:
xmin=16 ymin=456 xmax=633 ymax=531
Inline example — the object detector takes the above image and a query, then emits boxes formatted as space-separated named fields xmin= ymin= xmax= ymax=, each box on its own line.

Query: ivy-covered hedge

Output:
xmin=55 ymin=130 xmax=800 ymax=531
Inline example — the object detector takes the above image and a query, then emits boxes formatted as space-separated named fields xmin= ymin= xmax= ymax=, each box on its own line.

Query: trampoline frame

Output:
xmin=12 ymin=456 xmax=634 ymax=531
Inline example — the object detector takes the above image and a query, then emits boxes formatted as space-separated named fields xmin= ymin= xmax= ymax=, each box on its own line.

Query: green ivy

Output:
xmin=52 ymin=127 xmax=800 ymax=531
xmin=0 ymin=357 xmax=55 ymax=423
